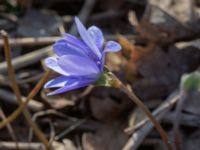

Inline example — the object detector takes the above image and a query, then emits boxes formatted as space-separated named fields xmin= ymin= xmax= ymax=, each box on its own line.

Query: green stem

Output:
xmin=1 ymin=30 xmax=51 ymax=150
xmin=112 ymin=75 xmax=172 ymax=150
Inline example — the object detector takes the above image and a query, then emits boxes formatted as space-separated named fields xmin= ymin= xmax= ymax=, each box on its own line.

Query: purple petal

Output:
xmin=63 ymin=33 xmax=86 ymax=47
xmin=63 ymin=34 xmax=99 ymax=61
xmin=53 ymin=39 xmax=88 ymax=57
xmin=88 ymin=26 xmax=104 ymax=50
xmin=47 ymin=78 xmax=95 ymax=95
xmin=58 ymin=55 xmax=100 ymax=77
xmin=44 ymin=75 xmax=69 ymax=88
xmin=44 ymin=57 xmax=69 ymax=76
xmin=74 ymin=17 xmax=101 ymax=59
xmin=104 ymin=41 xmax=121 ymax=53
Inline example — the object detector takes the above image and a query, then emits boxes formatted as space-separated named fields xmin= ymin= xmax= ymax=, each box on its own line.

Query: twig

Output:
xmin=46 ymin=119 xmax=55 ymax=148
xmin=0 ymin=141 xmax=45 ymax=150
xmin=17 ymin=73 xmax=43 ymax=84
xmin=89 ymin=10 xmax=123 ymax=21
xmin=29 ymin=109 xmax=67 ymax=142
xmin=0 ymin=70 xmax=51 ymax=129
xmin=118 ymin=82 xmax=173 ymax=150
xmin=0 ymin=45 xmax=52 ymax=74
xmin=1 ymin=30 xmax=50 ymax=150
xmin=122 ymin=91 xmax=180 ymax=150
xmin=0 ymin=36 xmax=59 ymax=47
xmin=75 ymin=134 xmax=83 ymax=150
xmin=110 ymin=74 xmax=173 ymax=150
xmin=163 ymin=112 xmax=200 ymax=127
xmin=173 ymin=91 xmax=187 ymax=150
xmin=53 ymin=120 xmax=101 ymax=132
xmin=69 ymin=0 xmax=96 ymax=35
xmin=125 ymin=92 xmax=178 ymax=134
xmin=0 ymin=108 xmax=19 ymax=149
xmin=54 ymin=119 xmax=87 ymax=141
xmin=0 ymin=89 xmax=44 ymax=112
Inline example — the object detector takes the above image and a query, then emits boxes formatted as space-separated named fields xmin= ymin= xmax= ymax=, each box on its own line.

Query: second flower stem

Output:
xmin=113 ymin=76 xmax=172 ymax=150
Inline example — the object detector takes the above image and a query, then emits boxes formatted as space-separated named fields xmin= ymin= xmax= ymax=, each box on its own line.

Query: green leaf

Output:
xmin=181 ymin=71 xmax=200 ymax=91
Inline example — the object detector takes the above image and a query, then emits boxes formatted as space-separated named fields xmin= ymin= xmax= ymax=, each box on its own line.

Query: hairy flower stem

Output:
xmin=111 ymin=75 xmax=172 ymax=150
xmin=1 ymin=30 xmax=51 ymax=150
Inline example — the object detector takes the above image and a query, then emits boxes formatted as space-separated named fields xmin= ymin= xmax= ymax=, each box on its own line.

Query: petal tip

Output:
xmin=104 ymin=41 xmax=122 ymax=53
xmin=74 ymin=17 xmax=81 ymax=25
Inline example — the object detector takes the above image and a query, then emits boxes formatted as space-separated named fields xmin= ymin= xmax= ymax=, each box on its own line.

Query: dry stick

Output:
xmin=163 ymin=112 xmax=200 ymax=128
xmin=122 ymin=91 xmax=180 ymax=150
xmin=0 ymin=45 xmax=52 ymax=74
xmin=173 ymin=90 xmax=187 ymax=150
xmin=0 ymin=89 xmax=44 ymax=112
xmin=0 ymin=141 xmax=45 ymax=150
xmin=0 ymin=70 xmax=51 ymax=128
xmin=54 ymin=119 xmax=87 ymax=141
xmin=125 ymin=92 xmax=178 ymax=134
xmin=111 ymin=74 xmax=173 ymax=150
xmin=69 ymin=0 xmax=96 ymax=35
xmin=46 ymin=119 xmax=55 ymax=148
xmin=1 ymin=30 xmax=51 ymax=150
xmin=0 ymin=107 xmax=19 ymax=149
xmin=119 ymin=84 xmax=172 ymax=150
xmin=0 ymin=36 xmax=60 ymax=47
xmin=0 ymin=71 xmax=50 ymax=140
xmin=29 ymin=109 xmax=67 ymax=142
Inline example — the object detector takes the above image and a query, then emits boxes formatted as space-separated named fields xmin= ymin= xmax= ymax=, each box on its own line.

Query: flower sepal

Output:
xmin=93 ymin=67 xmax=121 ymax=88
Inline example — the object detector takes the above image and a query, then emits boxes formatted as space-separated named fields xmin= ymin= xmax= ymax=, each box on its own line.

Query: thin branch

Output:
xmin=1 ymin=30 xmax=51 ymax=150
xmin=123 ymin=91 xmax=180 ymax=150
xmin=0 ymin=141 xmax=45 ymax=150
xmin=0 ymin=36 xmax=59 ymax=47
xmin=110 ymin=73 xmax=172 ymax=150
xmin=0 ymin=107 xmax=19 ymax=149
xmin=0 ymin=89 xmax=44 ymax=112
xmin=119 ymin=83 xmax=172 ymax=150
xmin=0 ymin=70 xmax=51 ymax=129
xmin=173 ymin=90 xmax=187 ymax=150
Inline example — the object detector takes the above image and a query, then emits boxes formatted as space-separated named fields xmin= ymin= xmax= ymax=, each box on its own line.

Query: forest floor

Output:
xmin=1 ymin=0 xmax=200 ymax=150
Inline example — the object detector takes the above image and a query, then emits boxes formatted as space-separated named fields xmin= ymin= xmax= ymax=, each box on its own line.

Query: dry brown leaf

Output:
xmin=82 ymin=123 xmax=128 ymax=150
xmin=90 ymin=96 xmax=125 ymax=122
xmin=89 ymin=87 xmax=132 ymax=122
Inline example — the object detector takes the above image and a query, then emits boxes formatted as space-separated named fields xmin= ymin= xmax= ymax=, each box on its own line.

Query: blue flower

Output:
xmin=44 ymin=17 xmax=121 ymax=95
